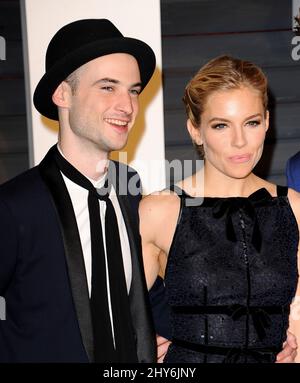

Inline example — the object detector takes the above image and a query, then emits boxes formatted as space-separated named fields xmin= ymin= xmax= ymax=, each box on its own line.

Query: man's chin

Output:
xmin=103 ymin=140 xmax=129 ymax=155
xmin=111 ymin=139 xmax=129 ymax=152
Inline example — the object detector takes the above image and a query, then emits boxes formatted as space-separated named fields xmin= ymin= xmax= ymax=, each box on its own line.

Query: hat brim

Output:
xmin=33 ymin=37 xmax=156 ymax=120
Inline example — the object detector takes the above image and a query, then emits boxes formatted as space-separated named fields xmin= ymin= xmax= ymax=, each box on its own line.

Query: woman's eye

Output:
xmin=247 ymin=120 xmax=260 ymax=127
xmin=212 ymin=123 xmax=227 ymax=130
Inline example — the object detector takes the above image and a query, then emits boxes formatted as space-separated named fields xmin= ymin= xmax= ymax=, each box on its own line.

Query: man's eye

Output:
xmin=130 ymin=89 xmax=140 ymax=96
xmin=101 ymin=86 xmax=113 ymax=91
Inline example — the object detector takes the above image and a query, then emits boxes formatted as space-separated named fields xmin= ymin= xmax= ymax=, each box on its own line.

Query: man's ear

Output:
xmin=187 ymin=119 xmax=202 ymax=145
xmin=52 ymin=81 xmax=72 ymax=108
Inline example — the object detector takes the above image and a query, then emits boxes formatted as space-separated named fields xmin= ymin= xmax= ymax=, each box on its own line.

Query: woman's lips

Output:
xmin=228 ymin=154 xmax=252 ymax=163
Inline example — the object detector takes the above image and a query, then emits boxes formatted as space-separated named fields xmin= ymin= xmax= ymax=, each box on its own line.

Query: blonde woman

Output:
xmin=141 ymin=56 xmax=300 ymax=363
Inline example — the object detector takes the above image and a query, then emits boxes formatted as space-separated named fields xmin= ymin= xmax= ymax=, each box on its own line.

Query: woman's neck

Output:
xmin=203 ymin=169 xmax=259 ymax=198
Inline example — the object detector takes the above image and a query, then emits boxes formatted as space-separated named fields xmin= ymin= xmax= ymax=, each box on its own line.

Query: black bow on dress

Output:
xmin=212 ymin=188 xmax=272 ymax=253
xmin=228 ymin=304 xmax=271 ymax=341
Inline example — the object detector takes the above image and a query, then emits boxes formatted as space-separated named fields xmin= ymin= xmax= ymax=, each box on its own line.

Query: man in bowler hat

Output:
xmin=0 ymin=18 xmax=156 ymax=363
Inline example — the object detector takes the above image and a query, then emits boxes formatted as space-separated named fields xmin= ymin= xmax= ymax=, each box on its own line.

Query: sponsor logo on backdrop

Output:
xmin=0 ymin=296 xmax=6 ymax=320
xmin=0 ymin=35 xmax=6 ymax=61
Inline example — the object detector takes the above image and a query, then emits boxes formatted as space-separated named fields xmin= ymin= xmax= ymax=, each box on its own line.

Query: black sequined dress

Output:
xmin=164 ymin=185 xmax=298 ymax=363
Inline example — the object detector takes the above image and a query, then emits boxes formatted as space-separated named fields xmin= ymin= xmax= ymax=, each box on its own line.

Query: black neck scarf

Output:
xmin=54 ymin=147 xmax=137 ymax=362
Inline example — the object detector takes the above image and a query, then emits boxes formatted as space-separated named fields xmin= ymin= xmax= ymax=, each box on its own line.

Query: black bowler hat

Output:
xmin=33 ymin=18 xmax=156 ymax=120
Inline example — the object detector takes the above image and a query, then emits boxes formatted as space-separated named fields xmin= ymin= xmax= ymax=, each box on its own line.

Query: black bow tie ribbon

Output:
xmin=212 ymin=188 xmax=272 ymax=253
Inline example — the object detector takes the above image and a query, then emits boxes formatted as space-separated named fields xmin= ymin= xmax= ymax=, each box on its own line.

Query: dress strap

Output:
xmin=168 ymin=184 xmax=188 ymax=198
xmin=276 ymin=185 xmax=288 ymax=197
xmin=168 ymin=184 xmax=205 ymax=207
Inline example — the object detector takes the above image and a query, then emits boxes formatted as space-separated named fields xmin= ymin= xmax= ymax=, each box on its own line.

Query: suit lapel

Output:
xmin=110 ymin=161 xmax=156 ymax=362
xmin=38 ymin=147 xmax=94 ymax=362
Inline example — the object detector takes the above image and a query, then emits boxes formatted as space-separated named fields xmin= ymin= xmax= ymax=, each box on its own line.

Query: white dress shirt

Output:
xmin=58 ymin=146 xmax=132 ymax=343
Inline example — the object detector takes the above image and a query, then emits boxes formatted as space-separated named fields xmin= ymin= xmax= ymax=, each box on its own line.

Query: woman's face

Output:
xmin=188 ymin=86 xmax=269 ymax=180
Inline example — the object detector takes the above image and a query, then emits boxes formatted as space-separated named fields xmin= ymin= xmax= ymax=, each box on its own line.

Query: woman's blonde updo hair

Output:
xmin=183 ymin=55 xmax=268 ymax=157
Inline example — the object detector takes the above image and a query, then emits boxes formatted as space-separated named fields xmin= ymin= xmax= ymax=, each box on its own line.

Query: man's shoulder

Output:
xmin=110 ymin=160 xmax=141 ymax=197
xmin=288 ymin=151 xmax=300 ymax=168
xmin=0 ymin=166 xmax=44 ymax=203
xmin=111 ymin=160 xmax=140 ymax=176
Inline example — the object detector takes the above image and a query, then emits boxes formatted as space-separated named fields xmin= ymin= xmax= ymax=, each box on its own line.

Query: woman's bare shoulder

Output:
xmin=288 ymin=187 xmax=300 ymax=200
xmin=139 ymin=189 xmax=182 ymax=248
xmin=287 ymin=187 xmax=300 ymax=206
xmin=139 ymin=189 xmax=180 ymax=217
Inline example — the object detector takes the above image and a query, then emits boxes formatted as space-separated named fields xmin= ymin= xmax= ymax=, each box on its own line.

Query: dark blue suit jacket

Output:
xmin=149 ymin=277 xmax=171 ymax=339
xmin=0 ymin=146 xmax=156 ymax=362
xmin=286 ymin=151 xmax=300 ymax=192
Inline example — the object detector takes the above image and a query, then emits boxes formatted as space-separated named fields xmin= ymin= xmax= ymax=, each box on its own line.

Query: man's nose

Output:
xmin=116 ymin=91 xmax=134 ymax=115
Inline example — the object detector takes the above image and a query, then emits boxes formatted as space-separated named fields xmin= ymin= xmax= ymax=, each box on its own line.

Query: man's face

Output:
xmin=65 ymin=53 xmax=142 ymax=153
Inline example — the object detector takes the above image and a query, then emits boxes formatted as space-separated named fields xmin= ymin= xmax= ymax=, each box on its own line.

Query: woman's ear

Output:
xmin=187 ymin=119 xmax=202 ymax=145
xmin=52 ymin=81 xmax=72 ymax=108
xmin=265 ymin=110 xmax=270 ymax=132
